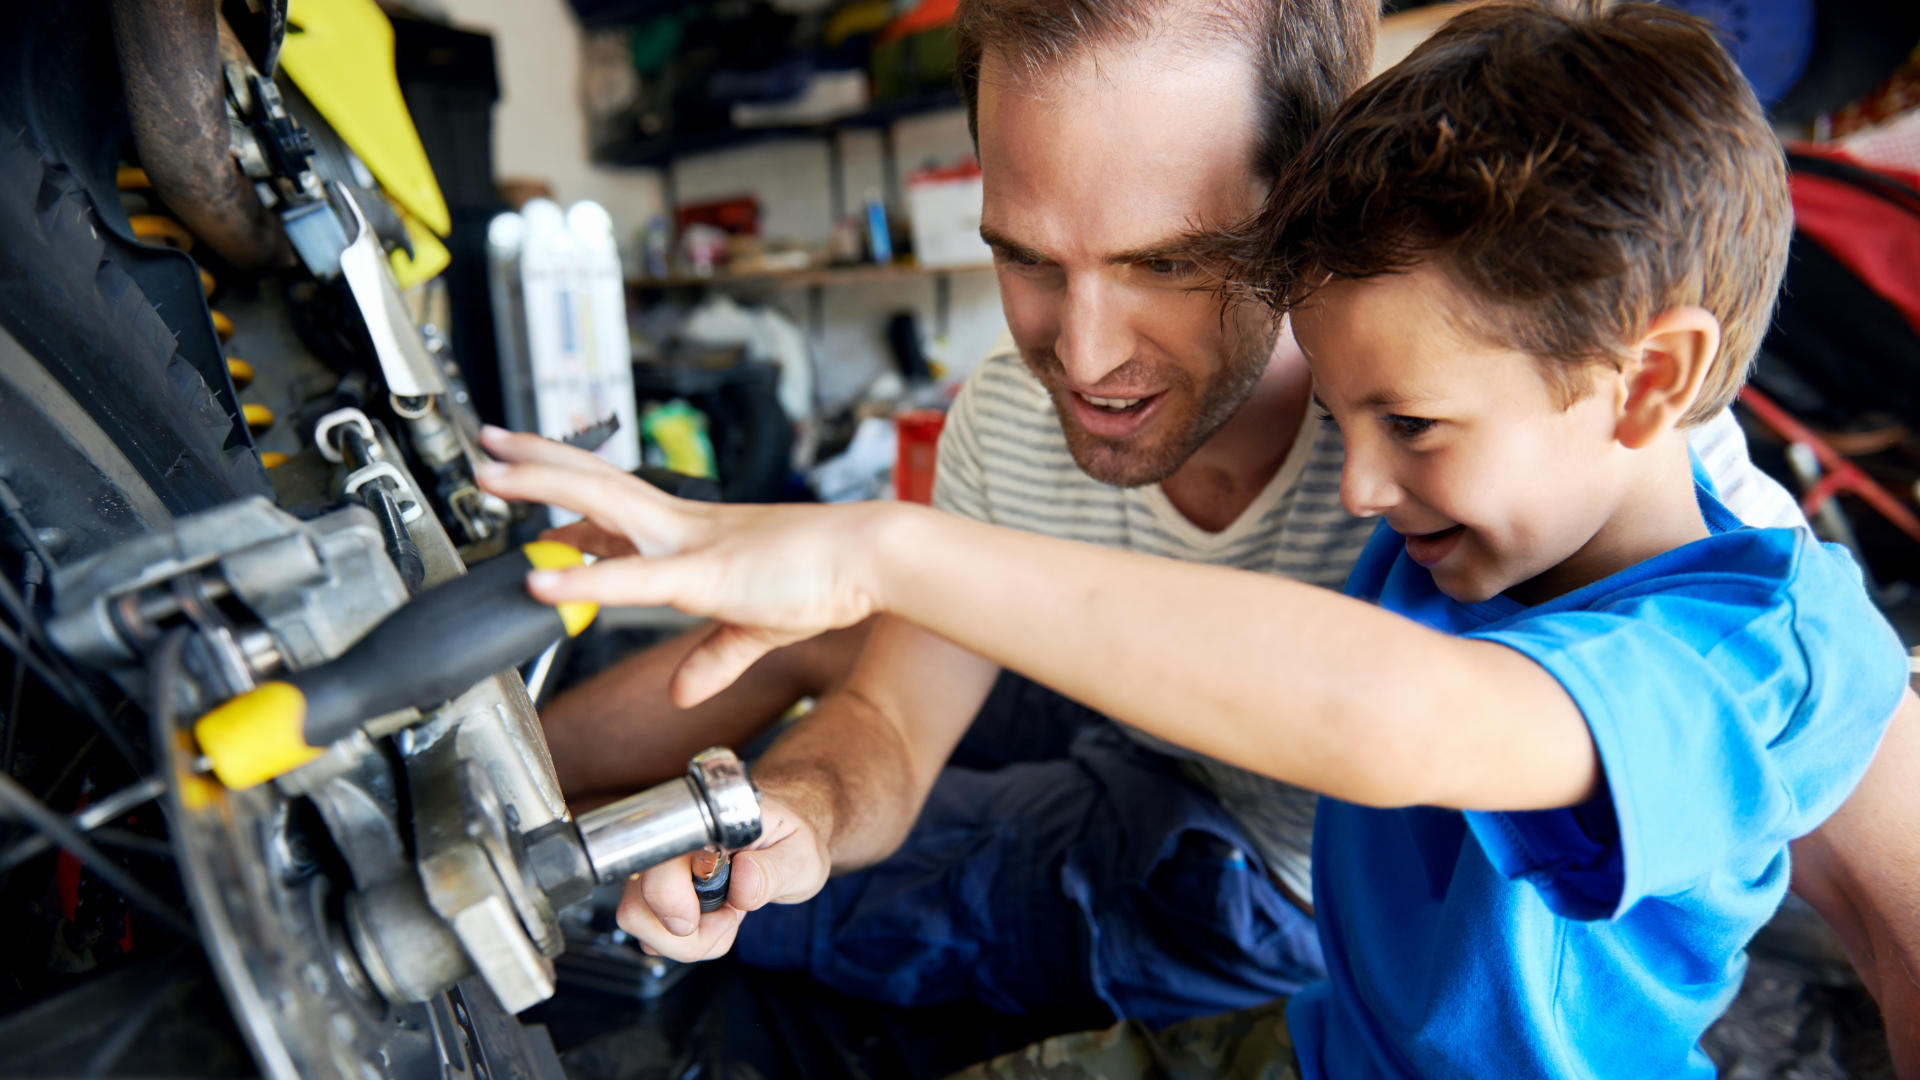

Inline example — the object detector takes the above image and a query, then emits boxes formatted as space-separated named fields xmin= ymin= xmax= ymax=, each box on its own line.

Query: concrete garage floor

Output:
xmin=1706 ymin=896 xmax=1897 ymax=1080
xmin=1708 ymin=953 xmax=1893 ymax=1080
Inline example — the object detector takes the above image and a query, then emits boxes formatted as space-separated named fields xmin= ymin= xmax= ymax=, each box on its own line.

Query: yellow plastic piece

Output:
xmin=521 ymin=541 xmax=598 ymax=637
xmin=210 ymin=309 xmax=235 ymax=342
xmin=130 ymin=214 xmax=194 ymax=251
xmin=280 ymin=0 xmax=451 ymax=237
xmin=390 ymin=211 xmax=451 ymax=290
xmin=259 ymin=451 xmax=290 ymax=469
xmin=116 ymin=166 xmax=152 ymax=191
xmin=199 ymin=266 xmax=217 ymax=297
xmin=193 ymin=682 xmax=321 ymax=790
xmin=226 ymin=357 xmax=255 ymax=389
xmin=243 ymin=403 xmax=276 ymax=433
xmin=825 ymin=0 xmax=892 ymax=46
xmin=172 ymin=730 xmax=223 ymax=810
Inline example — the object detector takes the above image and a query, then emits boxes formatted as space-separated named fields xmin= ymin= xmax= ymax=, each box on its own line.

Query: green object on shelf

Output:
xmin=870 ymin=27 xmax=958 ymax=103
xmin=628 ymin=13 xmax=687 ymax=76
xmin=641 ymin=399 xmax=718 ymax=480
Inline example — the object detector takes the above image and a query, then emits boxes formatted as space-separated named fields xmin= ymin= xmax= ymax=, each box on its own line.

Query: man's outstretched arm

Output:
xmin=613 ymin=614 xmax=1002 ymax=960
xmin=542 ymin=619 xmax=871 ymax=801
xmin=1792 ymin=685 xmax=1920 ymax=1079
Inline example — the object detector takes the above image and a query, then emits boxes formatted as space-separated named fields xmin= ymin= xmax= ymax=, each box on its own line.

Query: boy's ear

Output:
xmin=1613 ymin=306 xmax=1720 ymax=450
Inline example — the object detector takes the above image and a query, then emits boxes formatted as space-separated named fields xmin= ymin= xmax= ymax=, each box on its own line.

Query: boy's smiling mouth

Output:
xmin=1402 ymin=524 xmax=1466 ymax=567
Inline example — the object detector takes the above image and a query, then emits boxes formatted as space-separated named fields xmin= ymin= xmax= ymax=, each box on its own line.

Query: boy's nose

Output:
xmin=1340 ymin=442 xmax=1401 ymax=519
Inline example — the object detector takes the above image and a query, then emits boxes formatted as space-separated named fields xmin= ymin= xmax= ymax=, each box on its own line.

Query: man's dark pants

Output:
xmin=734 ymin=673 xmax=1324 ymax=1028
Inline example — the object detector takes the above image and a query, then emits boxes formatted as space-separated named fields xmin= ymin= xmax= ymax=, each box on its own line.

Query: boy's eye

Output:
xmin=994 ymin=247 xmax=1043 ymax=268
xmin=1385 ymin=415 xmax=1437 ymax=440
xmin=1315 ymin=407 xmax=1340 ymax=431
xmin=1143 ymin=258 xmax=1194 ymax=277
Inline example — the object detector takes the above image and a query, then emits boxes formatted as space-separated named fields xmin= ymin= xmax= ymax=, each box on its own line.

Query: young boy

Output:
xmin=1206 ymin=5 xmax=1911 ymax=1072
xmin=475 ymin=2 xmax=1910 ymax=1075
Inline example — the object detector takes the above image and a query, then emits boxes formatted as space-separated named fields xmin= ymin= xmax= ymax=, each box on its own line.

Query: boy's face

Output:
xmin=1295 ymin=265 xmax=1633 ymax=604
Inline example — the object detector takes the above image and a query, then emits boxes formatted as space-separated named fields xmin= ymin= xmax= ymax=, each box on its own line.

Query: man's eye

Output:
xmin=1143 ymin=258 xmax=1193 ymax=277
xmin=1315 ymin=407 xmax=1340 ymax=431
xmin=995 ymin=248 xmax=1042 ymax=268
xmin=1385 ymin=415 xmax=1437 ymax=440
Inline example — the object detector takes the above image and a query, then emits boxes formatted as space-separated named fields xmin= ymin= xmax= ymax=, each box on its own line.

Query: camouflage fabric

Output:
xmin=942 ymin=998 xmax=1300 ymax=1080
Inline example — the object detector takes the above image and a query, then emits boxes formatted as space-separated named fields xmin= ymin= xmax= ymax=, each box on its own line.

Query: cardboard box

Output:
xmin=906 ymin=160 xmax=991 ymax=269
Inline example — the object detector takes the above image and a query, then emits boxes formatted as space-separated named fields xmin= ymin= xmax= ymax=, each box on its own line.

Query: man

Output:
xmin=542 ymin=0 xmax=1919 ymax=1056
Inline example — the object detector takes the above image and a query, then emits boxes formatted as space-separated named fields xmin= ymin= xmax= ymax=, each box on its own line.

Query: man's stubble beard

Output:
xmin=1026 ymin=313 xmax=1278 ymax=489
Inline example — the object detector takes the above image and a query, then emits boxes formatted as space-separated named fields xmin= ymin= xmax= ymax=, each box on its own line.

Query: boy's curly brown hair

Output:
xmin=1215 ymin=0 xmax=1792 ymax=424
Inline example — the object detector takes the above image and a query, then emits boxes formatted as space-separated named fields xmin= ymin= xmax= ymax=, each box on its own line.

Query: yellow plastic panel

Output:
xmin=390 ymin=211 xmax=451 ymax=289
xmin=281 ymin=0 xmax=451 ymax=237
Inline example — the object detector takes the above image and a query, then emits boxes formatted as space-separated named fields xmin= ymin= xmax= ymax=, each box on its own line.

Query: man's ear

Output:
xmin=1614 ymin=306 xmax=1720 ymax=450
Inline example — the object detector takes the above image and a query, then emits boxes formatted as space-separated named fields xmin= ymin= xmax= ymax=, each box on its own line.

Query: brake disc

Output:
xmin=157 ymin=704 xmax=565 ymax=1080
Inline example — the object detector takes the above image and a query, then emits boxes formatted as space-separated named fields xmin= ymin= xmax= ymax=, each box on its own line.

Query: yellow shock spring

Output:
xmin=120 ymin=166 xmax=280 ymax=467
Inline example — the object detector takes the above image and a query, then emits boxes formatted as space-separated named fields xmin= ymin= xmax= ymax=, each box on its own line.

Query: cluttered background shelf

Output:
xmin=628 ymin=258 xmax=991 ymax=291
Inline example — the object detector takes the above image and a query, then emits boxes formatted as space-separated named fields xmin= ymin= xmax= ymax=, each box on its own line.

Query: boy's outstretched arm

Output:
xmin=1792 ymin=687 xmax=1920 ymax=1079
xmin=874 ymin=506 xmax=1602 ymax=811
xmin=478 ymin=428 xmax=1600 ymax=813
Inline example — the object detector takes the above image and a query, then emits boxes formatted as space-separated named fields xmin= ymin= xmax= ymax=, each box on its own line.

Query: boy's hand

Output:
xmin=476 ymin=426 xmax=893 ymax=706
xmin=612 ymin=791 xmax=831 ymax=962
xmin=539 ymin=518 xmax=637 ymax=560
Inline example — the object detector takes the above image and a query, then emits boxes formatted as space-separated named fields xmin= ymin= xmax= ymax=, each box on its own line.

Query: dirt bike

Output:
xmin=0 ymin=3 xmax=755 ymax=1076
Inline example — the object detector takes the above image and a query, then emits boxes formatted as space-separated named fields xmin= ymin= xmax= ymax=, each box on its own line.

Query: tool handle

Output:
xmin=294 ymin=541 xmax=593 ymax=744
xmin=194 ymin=542 xmax=596 ymax=789
xmin=633 ymin=466 xmax=721 ymax=503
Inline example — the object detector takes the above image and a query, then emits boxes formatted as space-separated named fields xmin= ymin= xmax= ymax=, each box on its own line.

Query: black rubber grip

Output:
xmin=635 ymin=466 xmax=721 ymax=503
xmin=291 ymin=548 xmax=567 ymax=746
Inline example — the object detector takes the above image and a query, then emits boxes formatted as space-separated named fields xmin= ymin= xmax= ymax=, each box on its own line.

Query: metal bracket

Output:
xmin=334 ymin=182 xmax=449 ymax=398
xmin=314 ymin=406 xmax=376 ymax=464
xmin=342 ymin=462 xmax=424 ymax=524
xmin=410 ymin=739 xmax=559 ymax=1014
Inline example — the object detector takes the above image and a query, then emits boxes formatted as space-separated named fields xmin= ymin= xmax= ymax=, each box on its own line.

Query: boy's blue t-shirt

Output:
xmin=1288 ymin=474 xmax=1907 ymax=1079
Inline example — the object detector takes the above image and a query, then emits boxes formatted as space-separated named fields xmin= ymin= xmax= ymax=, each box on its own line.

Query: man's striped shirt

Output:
xmin=933 ymin=341 xmax=1376 ymax=901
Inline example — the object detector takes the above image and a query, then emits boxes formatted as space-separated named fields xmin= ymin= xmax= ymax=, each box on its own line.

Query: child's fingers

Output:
xmin=477 ymin=460 xmax=683 ymax=551
xmin=478 ymin=424 xmax=626 ymax=474
xmin=525 ymin=556 xmax=704 ymax=612
xmin=538 ymin=519 xmax=636 ymax=559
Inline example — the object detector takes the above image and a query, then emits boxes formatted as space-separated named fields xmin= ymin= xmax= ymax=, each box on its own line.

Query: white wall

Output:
xmin=665 ymin=119 xmax=1004 ymax=407
xmin=437 ymin=0 xmax=670 ymax=228
xmin=438 ymin=0 xmax=1007 ymax=412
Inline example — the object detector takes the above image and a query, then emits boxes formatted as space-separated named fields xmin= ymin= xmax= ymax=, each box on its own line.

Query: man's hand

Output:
xmin=614 ymin=792 xmax=832 ymax=961
xmin=477 ymin=425 xmax=896 ymax=706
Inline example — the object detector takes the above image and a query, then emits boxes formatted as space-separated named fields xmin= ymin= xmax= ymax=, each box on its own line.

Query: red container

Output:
xmin=894 ymin=409 xmax=946 ymax=504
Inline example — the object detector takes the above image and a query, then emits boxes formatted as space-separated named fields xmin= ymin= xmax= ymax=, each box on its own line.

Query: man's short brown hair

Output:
xmin=955 ymin=0 xmax=1378 ymax=180
xmin=1222 ymin=1 xmax=1792 ymax=424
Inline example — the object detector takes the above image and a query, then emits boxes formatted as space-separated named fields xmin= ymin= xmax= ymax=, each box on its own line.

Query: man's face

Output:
xmin=976 ymin=47 xmax=1278 ymax=488
xmin=1296 ymin=266 xmax=1631 ymax=604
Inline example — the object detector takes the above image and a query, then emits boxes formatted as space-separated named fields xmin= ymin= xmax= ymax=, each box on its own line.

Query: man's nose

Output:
xmin=1340 ymin=436 xmax=1401 ymax=519
xmin=1055 ymin=276 xmax=1135 ymax=387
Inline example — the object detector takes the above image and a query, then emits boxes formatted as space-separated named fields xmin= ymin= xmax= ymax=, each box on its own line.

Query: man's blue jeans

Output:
xmin=733 ymin=674 xmax=1325 ymax=1028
